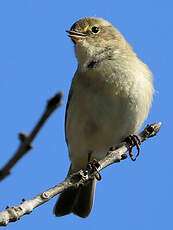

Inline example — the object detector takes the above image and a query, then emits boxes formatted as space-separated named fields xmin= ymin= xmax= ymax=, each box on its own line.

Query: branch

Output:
xmin=0 ymin=122 xmax=161 ymax=226
xmin=0 ymin=92 xmax=62 ymax=182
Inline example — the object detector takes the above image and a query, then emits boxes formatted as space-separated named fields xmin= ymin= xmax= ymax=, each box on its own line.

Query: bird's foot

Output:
xmin=125 ymin=134 xmax=141 ymax=161
xmin=87 ymin=158 xmax=101 ymax=181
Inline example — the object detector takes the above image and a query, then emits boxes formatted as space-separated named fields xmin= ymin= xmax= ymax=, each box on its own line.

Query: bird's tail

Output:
xmin=53 ymin=166 xmax=96 ymax=218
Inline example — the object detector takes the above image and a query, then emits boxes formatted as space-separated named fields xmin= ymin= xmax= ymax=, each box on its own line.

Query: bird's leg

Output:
xmin=125 ymin=134 xmax=141 ymax=161
xmin=87 ymin=152 xmax=101 ymax=181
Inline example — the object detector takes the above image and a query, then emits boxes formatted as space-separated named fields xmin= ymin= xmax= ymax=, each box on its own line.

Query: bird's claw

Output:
xmin=125 ymin=134 xmax=141 ymax=161
xmin=87 ymin=159 xmax=101 ymax=181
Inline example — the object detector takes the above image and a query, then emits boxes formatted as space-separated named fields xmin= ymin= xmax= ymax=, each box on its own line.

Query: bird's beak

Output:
xmin=66 ymin=30 xmax=87 ymax=43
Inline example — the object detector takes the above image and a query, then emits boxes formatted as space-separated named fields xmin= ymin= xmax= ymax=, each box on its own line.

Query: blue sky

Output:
xmin=0 ymin=0 xmax=172 ymax=229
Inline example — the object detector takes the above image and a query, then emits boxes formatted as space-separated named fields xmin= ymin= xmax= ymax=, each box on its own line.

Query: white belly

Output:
xmin=66 ymin=67 xmax=153 ymax=170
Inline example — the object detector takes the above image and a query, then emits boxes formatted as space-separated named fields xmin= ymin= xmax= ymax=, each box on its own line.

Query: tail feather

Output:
xmin=53 ymin=176 xmax=96 ymax=218
xmin=73 ymin=179 xmax=96 ymax=218
xmin=53 ymin=188 xmax=78 ymax=217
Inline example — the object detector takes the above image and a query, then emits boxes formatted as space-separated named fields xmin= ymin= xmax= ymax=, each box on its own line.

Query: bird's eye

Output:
xmin=91 ymin=26 xmax=100 ymax=34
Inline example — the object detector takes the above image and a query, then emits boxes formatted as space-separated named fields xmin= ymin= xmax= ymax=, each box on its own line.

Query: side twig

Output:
xmin=0 ymin=92 xmax=62 ymax=182
xmin=0 ymin=122 xmax=161 ymax=226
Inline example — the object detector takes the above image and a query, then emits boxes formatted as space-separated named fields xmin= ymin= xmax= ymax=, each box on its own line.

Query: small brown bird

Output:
xmin=53 ymin=17 xmax=154 ymax=218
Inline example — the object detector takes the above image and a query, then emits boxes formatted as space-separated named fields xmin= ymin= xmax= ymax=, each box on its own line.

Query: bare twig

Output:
xmin=0 ymin=92 xmax=62 ymax=182
xmin=0 ymin=122 xmax=161 ymax=226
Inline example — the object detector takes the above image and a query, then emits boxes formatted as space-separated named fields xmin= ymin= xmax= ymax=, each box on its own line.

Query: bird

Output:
xmin=53 ymin=17 xmax=154 ymax=218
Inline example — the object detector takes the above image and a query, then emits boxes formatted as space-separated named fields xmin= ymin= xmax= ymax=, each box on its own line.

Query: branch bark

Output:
xmin=0 ymin=122 xmax=161 ymax=226
xmin=0 ymin=92 xmax=62 ymax=182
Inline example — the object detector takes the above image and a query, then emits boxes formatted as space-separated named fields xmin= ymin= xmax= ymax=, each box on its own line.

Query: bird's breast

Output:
xmin=66 ymin=62 xmax=153 ymax=169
